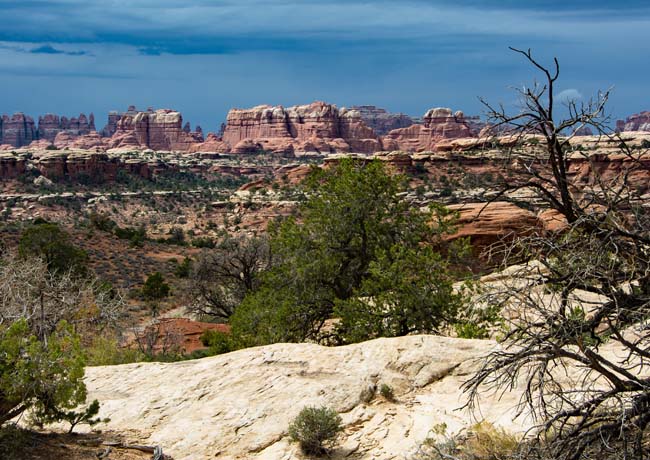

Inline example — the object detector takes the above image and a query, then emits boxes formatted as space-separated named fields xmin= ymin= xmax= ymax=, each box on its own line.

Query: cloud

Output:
xmin=30 ymin=44 xmax=89 ymax=56
xmin=557 ymin=89 xmax=584 ymax=102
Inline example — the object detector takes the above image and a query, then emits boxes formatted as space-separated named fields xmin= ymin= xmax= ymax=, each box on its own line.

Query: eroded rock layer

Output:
xmin=383 ymin=108 xmax=473 ymax=152
xmin=0 ymin=113 xmax=37 ymax=148
xmin=222 ymin=101 xmax=382 ymax=154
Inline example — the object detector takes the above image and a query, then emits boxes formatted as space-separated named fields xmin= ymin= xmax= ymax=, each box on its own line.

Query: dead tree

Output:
xmin=463 ymin=48 xmax=650 ymax=460
xmin=187 ymin=235 xmax=272 ymax=320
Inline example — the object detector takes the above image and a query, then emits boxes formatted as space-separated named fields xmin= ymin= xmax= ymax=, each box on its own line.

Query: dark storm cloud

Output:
xmin=0 ymin=0 xmax=648 ymax=132
xmin=30 ymin=44 xmax=89 ymax=56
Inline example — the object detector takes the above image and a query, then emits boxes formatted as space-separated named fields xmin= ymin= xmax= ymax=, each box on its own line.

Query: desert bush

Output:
xmin=413 ymin=422 xmax=520 ymax=460
xmin=288 ymin=406 xmax=342 ymax=455
xmin=199 ymin=329 xmax=234 ymax=355
xmin=85 ymin=336 xmax=145 ymax=366
xmin=0 ymin=319 xmax=87 ymax=427
xmin=141 ymin=272 xmax=170 ymax=300
xmin=379 ymin=384 xmax=395 ymax=401
xmin=18 ymin=222 xmax=88 ymax=277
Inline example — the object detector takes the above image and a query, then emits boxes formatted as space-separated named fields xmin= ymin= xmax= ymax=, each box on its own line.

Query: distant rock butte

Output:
xmin=2 ymin=103 xmax=483 ymax=153
xmin=0 ymin=113 xmax=37 ymax=148
xmin=349 ymin=105 xmax=417 ymax=135
xmin=222 ymin=101 xmax=382 ymax=154
xmin=616 ymin=111 xmax=650 ymax=132
xmin=108 ymin=107 xmax=204 ymax=151
xmin=382 ymin=108 xmax=473 ymax=152
xmin=37 ymin=113 xmax=95 ymax=142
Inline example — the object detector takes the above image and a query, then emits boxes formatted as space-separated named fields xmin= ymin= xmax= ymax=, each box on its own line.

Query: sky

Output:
xmin=0 ymin=0 xmax=649 ymax=133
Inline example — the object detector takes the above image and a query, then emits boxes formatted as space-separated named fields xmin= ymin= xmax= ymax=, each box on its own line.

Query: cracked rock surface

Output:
xmin=84 ymin=335 xmax=529 ymax=460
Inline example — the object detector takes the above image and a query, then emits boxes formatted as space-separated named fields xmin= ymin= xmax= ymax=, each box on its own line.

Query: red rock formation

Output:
xmin=0 ymin=113 xmax=37 ymax=147
xmin=110 ymin=108 xmax=202 ymax=151
xmin=37 ymin=113 xmax=95 ymax=141
xmin=382 ymin=108 xmax=473 ymax=152
xmin=34 ymin=151 xmax=118 ymax=182
xmin=616 ymin=111 xmax=650 ymax=132
xmin=222 ymin=102 xmax=382 ymax=154
xmin=54 ymin=131 xmax=108 ymax=150
xmin=101 ymin=111 xmax=121 ymax=137
xmin=349 ymin=105 xmax=416 ymax=135
xmin=0 ymin=153 xmax=27 ymax=179
xmin=446 ymin=202 xmax=544 ymax=253
xmin=187 ymin=133 xmax=231 ymax=153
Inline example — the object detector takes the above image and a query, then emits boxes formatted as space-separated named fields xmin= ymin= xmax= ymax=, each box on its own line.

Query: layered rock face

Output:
xmin=37 ymin=113 xmax=96 ymax=142
xmin=34 ymin=151 xmax=119 ymax=181
xmin=0 ymin=153 xmax=27 ymax=179
xmin=222 ymin=101 xmax=382 ymax=154
xmin=110 ymin=107 xmax=204 ymax=151
xmin=349 ymin=105 xmax=416 ymax=135
xmin=0 ymin=113 xmax=37 ymax=147
xmin=101 ymin=111 xmax=121 ymax=137
xmin=616 ymin=111 xmax=650 ymax=132
xmin=383 ymin=108 xmax=473 ymax=152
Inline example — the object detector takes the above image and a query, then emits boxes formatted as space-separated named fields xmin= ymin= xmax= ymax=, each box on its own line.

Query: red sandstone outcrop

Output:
xmin=37 ymin=113 xmax=95 ymax=142
xmin=382 ymin=108 xmax=473 ymax=152
xmin=616 ymin=111 xmax=650 ymax=132
xmin=54 ymin=131 xmax=108 ymax=150
xmin=101 ymin=111 xmax=121 ymax=137
xmin=188 ymin=133 xmax=231 ymax=153
xmin=446 ymin=202 xmax=544 ymax=253
xmin=34 ymin=151 xmax=118 ymax=181
xmin=222 ymin=101 xmax=382 ymax=154
xmin=0 ymin=113 xmax=37 ymax=147
xmin=0 ymin=153 xmax=27 ymax=179
xmin=110 ymin=108 xmax=204 ymax=151
xmin=349 ymin=105 xmax=416 ymax=135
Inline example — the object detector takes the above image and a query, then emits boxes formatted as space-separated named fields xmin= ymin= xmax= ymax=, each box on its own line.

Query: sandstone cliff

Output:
xmin=109 ymin=107 xmax=204 ymax=151
xmin=222 ymin=101 xmax=382 ymax=154
xmin=37 ymin=113 xmax=96 ymax=142
xmin=0 ymin=113 xmax=37 ymax=147
xmin=349 ymin=105 xmax=416 ymax=135
xmin=383 ymin=108 xmax=473 ymax=152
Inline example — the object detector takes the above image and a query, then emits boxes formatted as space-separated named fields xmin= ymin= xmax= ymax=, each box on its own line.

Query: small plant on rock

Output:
xmin=288 ymin=406 xmax=342 ymax=456
xmin=379 ymin=383 xmax=395 ymax=401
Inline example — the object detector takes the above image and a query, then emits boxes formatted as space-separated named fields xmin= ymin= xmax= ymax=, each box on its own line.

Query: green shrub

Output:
xmin=379 ymin=384 xmax=395 ymax=401
xmin=85 ymin=336 xmax=145 ymax=366
xmin=141 ymin=272 xmax=170 ymax=300
xmin=288 ymin=406 xmax=342 ymax=455
xmin=199 ymin=329 xmax=234 ymax=355
xmin=173 ymin=257 xmax=193 ymax=278
xmin=18 ymin=223 xmax=88 ymax=277
xmin=0 ymin=319 xmax=88 ymax=427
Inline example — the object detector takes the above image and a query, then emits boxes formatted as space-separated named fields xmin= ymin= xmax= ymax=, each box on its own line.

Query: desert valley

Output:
xmin=1 ymin=2 xmax=649 ymax=460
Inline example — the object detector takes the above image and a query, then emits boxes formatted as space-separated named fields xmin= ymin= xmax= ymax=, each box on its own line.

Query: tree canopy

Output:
xmin=231 ymin=159 xmax=472 ymax=346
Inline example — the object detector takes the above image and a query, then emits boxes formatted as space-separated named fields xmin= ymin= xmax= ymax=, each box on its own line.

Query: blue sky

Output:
xmin=0 ymin=0 xmax=649 ymax=132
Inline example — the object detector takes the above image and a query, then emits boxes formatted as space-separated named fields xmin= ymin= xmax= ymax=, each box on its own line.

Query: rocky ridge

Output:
xmin=83 ymin=335 xmax=527 ymax=460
